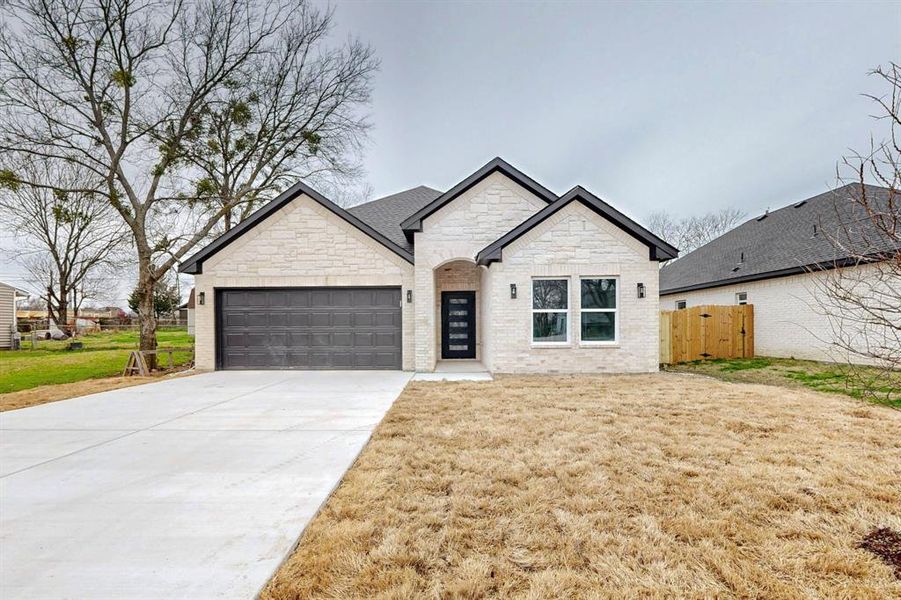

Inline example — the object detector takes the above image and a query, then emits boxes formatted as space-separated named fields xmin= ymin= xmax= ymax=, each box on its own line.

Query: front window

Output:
xmin=580 ymin=278 xmax=617 ymax=343
xmin=676 ymin=300 xmax=686 ymax=310
xmin=532 ymin=278 xmax=569 ymax=343
xmin=736 ymin=292 xmax=748 ymax=305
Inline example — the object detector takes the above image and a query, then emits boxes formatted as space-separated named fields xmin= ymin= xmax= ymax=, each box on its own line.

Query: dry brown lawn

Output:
xmin=264 ymin=374 xmax=901 ymax=599
xmin=0 ymin=372 xmax=192 ymax=412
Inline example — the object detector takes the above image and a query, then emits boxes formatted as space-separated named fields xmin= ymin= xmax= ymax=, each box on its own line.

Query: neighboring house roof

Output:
xmin=399 ymin=157 xmax=558 ymax=239
xmin=660 ymin=183 xmax=898 ymax=295
xmin=179 ymin=181 xmax=415 ymax=274
xmin=476 ymin=186 xmax=679 ymax=266
xmin=347 ymin=186 xmax=443 ymax=252
xmin=179 ymin=288 xmax=196 ymax=310
xmin=0 ymin=281 xmax=30 ymax=297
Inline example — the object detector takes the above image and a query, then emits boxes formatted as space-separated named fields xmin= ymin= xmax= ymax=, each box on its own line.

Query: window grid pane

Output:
xmin=581 ymin=279 xmax=616 ymax=309
xmin=532 ymin=312 xmax=568 ymax=342
xmin=533 ymin=279 xmax=568 ymax=310
xmin=581 ymin=312 xmax=615 ymax=342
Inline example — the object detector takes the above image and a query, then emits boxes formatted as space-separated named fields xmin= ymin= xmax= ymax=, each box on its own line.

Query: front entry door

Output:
xmin=441 ymin=291 xmax=476 ymax=359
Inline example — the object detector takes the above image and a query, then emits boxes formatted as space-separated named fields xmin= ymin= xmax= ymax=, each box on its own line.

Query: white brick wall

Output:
xmin=660 ymin=263 xmax=884 ymax=364
xmin=193 ymin=194 xmax=415 ymax=370
xmin=413 ymin=172 xmax=547 ymax=370
xmin=483 ymin=202 xmax=660 ymax=373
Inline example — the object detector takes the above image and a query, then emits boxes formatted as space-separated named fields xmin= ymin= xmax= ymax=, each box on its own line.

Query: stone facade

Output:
xmin=190 ymin=172 xmax=665 ymax=374
xmin=413 ymin=172 xmax=548 ymax=370
xmin=660 ymin=263 xmax=884 ymax=364
xmin=193 ymin=194 xmax=414 ymax=370
xmin=482 ymin=202 xmax=660 ymax=373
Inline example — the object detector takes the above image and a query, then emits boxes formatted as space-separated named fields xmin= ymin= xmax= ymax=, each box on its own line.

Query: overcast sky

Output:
xmin=1 ymin=1 xmax=899 ymax=303
xmin=330 ymin=0 xmax=900 ymax=220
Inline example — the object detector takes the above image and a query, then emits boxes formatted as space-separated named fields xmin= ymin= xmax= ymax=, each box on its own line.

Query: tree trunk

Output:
xmin=56 ymin=292 xmax=68 ymax=334
xmin=136 ymin=270 xmax=158 ymax=370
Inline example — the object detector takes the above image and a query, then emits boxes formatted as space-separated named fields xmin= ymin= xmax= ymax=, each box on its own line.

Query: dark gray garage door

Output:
xmin=217 ymin=287 xmax=402 ymax=370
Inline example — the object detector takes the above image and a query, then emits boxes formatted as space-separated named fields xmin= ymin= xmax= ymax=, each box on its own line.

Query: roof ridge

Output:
xmin=349 ymin=185 xmax=442 ymax=211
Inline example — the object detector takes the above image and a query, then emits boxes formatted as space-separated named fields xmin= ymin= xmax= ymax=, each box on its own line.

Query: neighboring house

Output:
xmin=178 ymin=288 xmax=196 ymax=335
xmin=0 ymin=281 xmax=28 ymax=349
xmin=660 ymin=183 xmax=897 ymax=363
xmin=179 ymin=158 xmax=677 ymax=373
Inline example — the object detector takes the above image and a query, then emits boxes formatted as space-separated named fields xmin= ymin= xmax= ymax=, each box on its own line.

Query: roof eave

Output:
xmin=476 ymin=186 xmax=679 ymax=267
xmin=400 ymin=157 xmax=557 ymax=236
xmin=659 ymin=254 xmax=888 ymax=295
xmin=178 ymin=181 xmax=414 ymax=274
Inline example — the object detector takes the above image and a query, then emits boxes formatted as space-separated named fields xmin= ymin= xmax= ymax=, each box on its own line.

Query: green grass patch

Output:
xmin=0 ymin=329 xmax=194 ymax=394
xmin=668 ymin=356 xmax=899 ymax=408
xmin=717 ymin=357 xmax=772 ymax=372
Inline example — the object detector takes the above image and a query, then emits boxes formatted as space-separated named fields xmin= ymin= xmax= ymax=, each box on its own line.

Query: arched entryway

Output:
xmin=434 ymin=259 xmax=481 ymax=361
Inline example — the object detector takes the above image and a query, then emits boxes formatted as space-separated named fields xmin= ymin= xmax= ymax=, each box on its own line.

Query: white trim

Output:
xmin=578 ymin=276 xmax=619 ymax=345
xmin=530 ymin=276 xmax=571 ymax=346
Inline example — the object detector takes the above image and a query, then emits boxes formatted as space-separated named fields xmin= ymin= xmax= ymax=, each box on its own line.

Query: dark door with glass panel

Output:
xmin=441 ymin=291 xmax=476 ymax=359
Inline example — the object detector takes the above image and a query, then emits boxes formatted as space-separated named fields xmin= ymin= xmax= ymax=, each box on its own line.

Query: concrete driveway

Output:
xmin=0 ymin=370 xmax=411 ymax=599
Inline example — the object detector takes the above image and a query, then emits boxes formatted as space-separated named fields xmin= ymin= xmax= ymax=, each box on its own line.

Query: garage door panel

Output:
xmin=354 ymin=312 xmax=374 ymax=327
xmin=288 ymin=312 xmax=310 ymax=327
xmin=218 ymin=287 xmax=401 ymax=370
xmin=374 ymin=311 xmax=397 ymax=327
xmin=354 ymin=332 xmax=373 ymax=347
xmin=332 ymin=332 xmax=352 ymax=347
xmin=286 ymin=351 xmax=309 ymax=367
xmin=332 ymin=312 xmax=352 ymax=327
xmin=310 ymin=290 xmax=330 ymax=306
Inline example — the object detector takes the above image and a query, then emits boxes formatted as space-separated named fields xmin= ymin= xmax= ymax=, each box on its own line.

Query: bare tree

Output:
xmin=811 ymin=62 xmax=901 ymax=400
xmin=0 ymin=161 xmax=128 ymax=330
xmin=646 ymin=207 xmax=746 ymax=256
xmin=179 ymin=3 xmax=377 ymax=232
xmin=0 ymin=0 xmax=376 ymax=362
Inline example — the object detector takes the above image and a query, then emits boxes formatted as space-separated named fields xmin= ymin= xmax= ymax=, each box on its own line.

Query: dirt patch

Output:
xmin=0 ymin=370 xmax=194 ymax=412
xmin=263 ymin=373 xmax=901 ymax=599
xmin=860 ymin=528 xmax=901 ymax=579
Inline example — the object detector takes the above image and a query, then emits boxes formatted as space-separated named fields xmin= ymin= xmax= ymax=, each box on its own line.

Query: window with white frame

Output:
xmin=532 ymin=278 xmax=569 ymax=343
xmin=675 ymin=300 xmax=687 ymax=310
xmin=580 ymin=278 xmax=617 ymax=343
xmin=736 ymin=292 xmax=748 ymax=305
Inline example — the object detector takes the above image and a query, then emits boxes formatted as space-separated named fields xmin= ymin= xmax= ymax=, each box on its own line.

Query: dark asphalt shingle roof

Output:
xmin=660 ymin=183 xmax=898 ymax=294
xmin=347 ymin=185 xmax=443 ymax=252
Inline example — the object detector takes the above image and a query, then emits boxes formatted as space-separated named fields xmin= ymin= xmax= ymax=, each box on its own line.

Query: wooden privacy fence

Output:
xmin=660 ymin=304 xmax=754 ymax=364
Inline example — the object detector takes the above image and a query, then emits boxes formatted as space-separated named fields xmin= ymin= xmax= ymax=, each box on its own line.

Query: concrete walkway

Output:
xmin=0 ymin=370 xmax=411 ymax=599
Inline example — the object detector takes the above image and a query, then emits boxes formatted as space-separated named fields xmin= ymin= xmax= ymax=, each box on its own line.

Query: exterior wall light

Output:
xmin=406 ymin=290 xmax=413 ymax=303
xmin=510 ymin=283 xmax=517 ymax=299
xmin=198 ymin=291 xmax=205 ymax=305
xmin=637 ymin=283 xmax=646 ymax=299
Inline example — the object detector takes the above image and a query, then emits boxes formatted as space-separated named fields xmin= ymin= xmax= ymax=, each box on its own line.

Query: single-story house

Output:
xmin=178 ymin=288 xmax=195 ymax=335
xmin=179 ymin=158 xmax=677 ymax=372
xmin=660 ymin=183 xmax=897 ymax=363
xmin=0 ymin=281 xmax=28 ymax=349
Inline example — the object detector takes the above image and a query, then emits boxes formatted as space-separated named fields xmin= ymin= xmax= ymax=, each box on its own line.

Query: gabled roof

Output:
xmin=0 ymin=281 xmax=29 ymax=296
xmin=347 ymin=185 xmax=442 ymax=252
xmin=659 ymin=183 xmax=898 ymax=295
xmin=476 ymin=186 xmax=679 ymax=266
xmin=400 ymin=157 xmax=558 ymax=239
xmin=178 ymin=181 xmax=414 ymax=274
